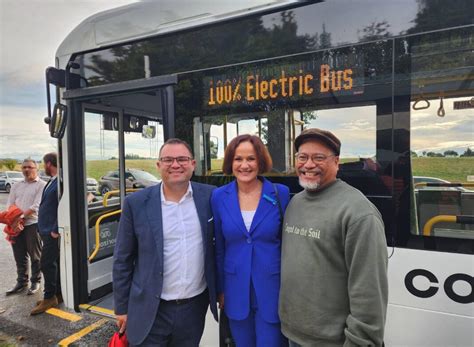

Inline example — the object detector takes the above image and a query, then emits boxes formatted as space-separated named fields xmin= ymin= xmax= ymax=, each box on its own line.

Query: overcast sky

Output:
xmin=0 ymin=0 xmax=139 ymax=160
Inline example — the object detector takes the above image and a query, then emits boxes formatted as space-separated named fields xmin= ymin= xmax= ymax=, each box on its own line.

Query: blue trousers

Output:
xmin=228 ymin=282 xmax=286 ymax=347
xmin=136 ymin=290 xmax=209 ymax=347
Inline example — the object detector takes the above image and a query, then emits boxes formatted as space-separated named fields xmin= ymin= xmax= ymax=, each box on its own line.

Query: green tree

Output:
xmin=125 ymin=153 xmax=145 ymax=159
xmin=409 ymin=0 xmax=472 ymax=34
xmin=460 ymin=147 xmax=473 ymax=157
xmin=3 ymin=159 xmax=17 ymax=170
xmin=443 ymin=150 xmax=458 ymax=157
xmin=301 ymin=111 xmax=318 ymax=125
xmin=358 ymin=20 xmax=391 ymax=42
xmin=427 ymin=152 xmax=443 ymax=157
xmin=319 ymin=23 xmax=332 ymax=49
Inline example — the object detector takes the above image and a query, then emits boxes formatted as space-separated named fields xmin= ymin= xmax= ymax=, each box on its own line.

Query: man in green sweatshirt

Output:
xmin=279 ymin=128 xmax=388 ymax=347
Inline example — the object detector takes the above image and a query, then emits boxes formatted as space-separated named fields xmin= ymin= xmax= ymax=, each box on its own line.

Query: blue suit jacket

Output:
xmin=212 ymin=178 xmax=290 ymax=323
xmin=113 ymin=182 xmax=218 ymax=345
xmin=38 ymin=177 xmax=58 ymax=235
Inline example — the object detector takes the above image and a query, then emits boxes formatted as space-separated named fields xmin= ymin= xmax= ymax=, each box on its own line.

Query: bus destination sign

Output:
xmin=205 ymin=57 xmax=364 ymax=108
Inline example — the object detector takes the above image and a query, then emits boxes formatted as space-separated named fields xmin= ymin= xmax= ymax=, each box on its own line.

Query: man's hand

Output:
xmin=50 ymin=231 xmax=60 ymax=239
xmin=23 ymin=209 xmax=34 ymax=218
xmin=116 ymin=314 xmax=127 ymax=334
xmin=11 ymin=217 xmax=24 ymax=233
xmin=218 ymin=293 xmax=225 ymax=309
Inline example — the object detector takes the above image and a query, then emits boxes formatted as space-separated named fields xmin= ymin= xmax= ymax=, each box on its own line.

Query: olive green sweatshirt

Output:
xmin=279 ymin=179 xmax=388 ymax=347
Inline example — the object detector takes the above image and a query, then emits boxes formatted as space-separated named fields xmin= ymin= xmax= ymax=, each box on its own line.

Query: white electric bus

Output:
xmin=45 ymin=1 xmax=473 ymax=345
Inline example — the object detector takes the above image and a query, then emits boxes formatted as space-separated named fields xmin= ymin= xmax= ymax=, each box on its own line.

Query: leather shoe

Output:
xmin=27 ymin=282 xmax=40 ymax=295
xmin=30 ymin=296 xmax=58 ymax=315
xmin=6 ymin=283 xmax=27 ymax=296
xmin=37 ymin=293 xmax=62 ymax=305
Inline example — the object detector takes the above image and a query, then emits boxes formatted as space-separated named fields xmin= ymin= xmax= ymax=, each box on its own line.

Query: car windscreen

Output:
xmin=131 ymin=170 xmax=158 ymax=181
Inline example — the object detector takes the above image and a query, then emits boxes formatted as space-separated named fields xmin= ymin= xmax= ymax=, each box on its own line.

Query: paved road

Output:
xmin=1 ymin=191 xmax=116 ymax=346
xmin=0 ymin=192 xmax=220 ymax=346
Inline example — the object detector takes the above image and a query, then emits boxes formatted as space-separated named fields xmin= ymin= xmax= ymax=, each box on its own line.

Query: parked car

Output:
xmin=38 ymin=170 xmax=50 ymax=182
xmin=98 ymin=169 xmax=160 ymax=195
xmin=0 ymin=171 xmax=24 ymax=193
xmin=39 ymin=170 xmax=98 ymax=193
xmin=87 ymin=177 xmax=99 ymax=193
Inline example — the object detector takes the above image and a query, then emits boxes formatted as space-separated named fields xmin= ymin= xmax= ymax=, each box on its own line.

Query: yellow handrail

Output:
xmin=102 ymin=189 xmax=140 ymax=207
xmin=423 ymin=215 xmax=457 ymax=236
xmin=89 ymin=209 xmax=122 ymax=262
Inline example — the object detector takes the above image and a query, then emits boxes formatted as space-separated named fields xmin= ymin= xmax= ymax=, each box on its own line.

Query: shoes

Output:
xmin=27 ymin=282 xmax=40 ymax=295
xmin=6 ymin=282 xmax=27 ymax=296
xmin=30 ymin=296 xmax=58 ymax=315
xmin=37 ymin=293 xmax=62 ymax=305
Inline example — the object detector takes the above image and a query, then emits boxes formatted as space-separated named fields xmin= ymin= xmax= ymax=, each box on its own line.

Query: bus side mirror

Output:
xmin=44 ymin=103 xmax=67 ymax=139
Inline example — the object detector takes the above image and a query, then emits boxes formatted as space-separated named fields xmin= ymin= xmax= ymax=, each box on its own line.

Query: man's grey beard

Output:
xmin=298 ymin=177 xmax=320 ymax=191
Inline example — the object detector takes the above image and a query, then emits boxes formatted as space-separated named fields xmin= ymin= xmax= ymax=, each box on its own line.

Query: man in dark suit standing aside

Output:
xmin=113 ymin=138 xmax=218 ymax=346
xmin=31 ymin=152 xmax=60 ymax=315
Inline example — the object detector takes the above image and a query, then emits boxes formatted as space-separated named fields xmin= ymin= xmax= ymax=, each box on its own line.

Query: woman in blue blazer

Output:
xmin=212 ymin=134 xmax=290 ymax=347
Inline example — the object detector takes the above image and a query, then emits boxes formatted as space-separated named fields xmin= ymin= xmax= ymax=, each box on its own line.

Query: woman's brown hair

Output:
xmin=222 ymin=134 xmax=273 ymax=175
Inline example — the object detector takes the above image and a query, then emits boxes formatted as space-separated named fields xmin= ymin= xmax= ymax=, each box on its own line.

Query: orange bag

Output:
xmin=0 ymin=205 xmax=24 ymax=244
xmin=108 ymin=332 xmax=128 ymax=347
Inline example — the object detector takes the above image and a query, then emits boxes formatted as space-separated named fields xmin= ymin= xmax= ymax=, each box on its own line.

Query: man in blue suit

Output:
xmin=113 ymin=138 xmax=218 ymax=346
xmin=31 ymin=152 xmax=60 ymax=315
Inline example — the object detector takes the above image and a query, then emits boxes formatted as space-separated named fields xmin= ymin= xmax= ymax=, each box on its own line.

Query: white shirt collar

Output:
xmin=24 ymin=176 xmax=41 ymax=183
xmin=160 ymin=182 xmax=193 ymax=203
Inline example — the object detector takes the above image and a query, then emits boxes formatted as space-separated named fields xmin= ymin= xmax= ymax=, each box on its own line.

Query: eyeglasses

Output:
xmin=159 ymin=156 xmax=193 ymax=165
xmin=21 ymin=166 xmax=37 ymax=169
xmin=296 ymin=153 xmax=336 ymax=164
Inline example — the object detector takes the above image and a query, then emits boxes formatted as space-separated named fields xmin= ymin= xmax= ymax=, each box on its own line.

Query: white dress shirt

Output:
xmin=160 ymin=183 xmax=206 ymax=300
xmin=7 ymin=177 xmax=46 ymax=226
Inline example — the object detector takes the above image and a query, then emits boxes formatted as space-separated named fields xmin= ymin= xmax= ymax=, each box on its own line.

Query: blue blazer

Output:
xmin=113 ymin=182 xmax=218 ymax=346
xmin=38 ymin=177 xmax=58 ymax=235
xmin=212 ymin=177 xmax=290 ymax=323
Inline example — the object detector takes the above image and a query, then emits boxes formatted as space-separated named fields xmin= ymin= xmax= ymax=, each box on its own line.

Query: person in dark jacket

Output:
xmin=31 ymin=152 xmax=60 ymax=315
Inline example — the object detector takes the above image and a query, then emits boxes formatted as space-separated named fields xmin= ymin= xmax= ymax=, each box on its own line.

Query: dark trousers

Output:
xmin=136 ymin=290 xmax=209 ymax=347
xmin=11 ymin=224 xmax=42 ymax=285
xmin=40 ymin=233 xmax=60 ymax=299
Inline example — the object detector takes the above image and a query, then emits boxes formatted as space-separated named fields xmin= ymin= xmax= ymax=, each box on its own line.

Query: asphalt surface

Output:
xmin=0 ymin=191 xmax=220 ymax=346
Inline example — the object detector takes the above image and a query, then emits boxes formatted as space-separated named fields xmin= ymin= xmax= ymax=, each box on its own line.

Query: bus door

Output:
xmin=82 ymin=102 xmax=164 ymax=315
xmin=61 ymin=81 xmax=172 ymax=314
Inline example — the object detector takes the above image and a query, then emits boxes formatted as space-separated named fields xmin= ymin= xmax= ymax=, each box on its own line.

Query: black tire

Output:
xmin=5 ymin=184 xmax=11 ymax=193
xmin=100 ymin=185 xmax=110 ymax=196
